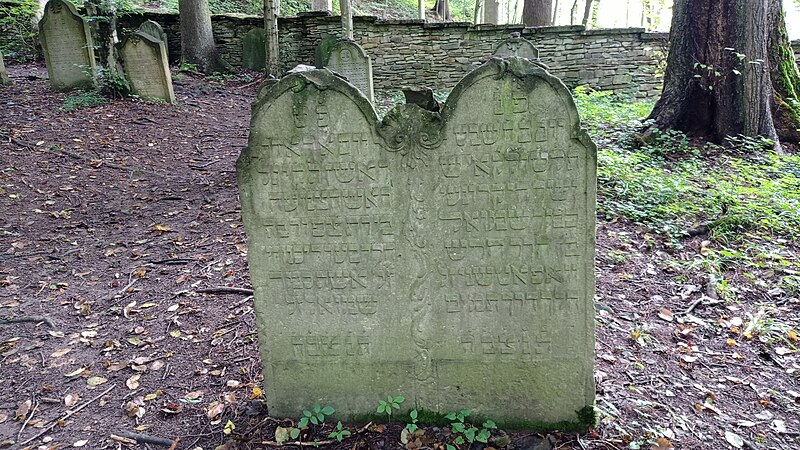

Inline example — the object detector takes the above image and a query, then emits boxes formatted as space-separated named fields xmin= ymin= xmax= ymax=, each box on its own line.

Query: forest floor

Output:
xmin=1 ymin=63 xmax=799 ymax=450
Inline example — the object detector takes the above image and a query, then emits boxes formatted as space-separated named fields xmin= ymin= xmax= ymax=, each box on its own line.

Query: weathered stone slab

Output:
xmin=320 ymin=40 xmax=374 ymax=102
xmin=242 ymin=28 xmax=267 ymax=71
xmin=119 ymin=31 xmax=175 ymax=103
xmin=138 ymin=20 xmax=168 ymax=45
xmin=0 ymin=50 xmax=10 ymax=86
xmin=39 ymin=0 xmax=96 ymax=90
xmin=495 ymin=36 xmax=540 ymax=60
xmin=237 ymin=57 xmax=596 ymax=428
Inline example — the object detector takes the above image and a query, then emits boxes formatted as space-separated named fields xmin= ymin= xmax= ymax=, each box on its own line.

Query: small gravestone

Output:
xmin=39 ymin=0 xmax=96 ymax=90
xmin=0 ymin=50 xmax=9 ymax=86
xmin=119 ymin=31 xmax=175 ymax=103
xmin=242 ymin=28 xmax=267 ymax=71
xmin=237 ymin=57 xmax=596 ymax=427
xmin=495 ymin=35 xmax=540 ymax=61
xmin=321 ymin=40 xmax=374 ymax=102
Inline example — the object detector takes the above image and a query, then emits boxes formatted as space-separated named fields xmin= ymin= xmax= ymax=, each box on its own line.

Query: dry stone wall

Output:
xmin=119 ymin=12 xmax=800 ymax=99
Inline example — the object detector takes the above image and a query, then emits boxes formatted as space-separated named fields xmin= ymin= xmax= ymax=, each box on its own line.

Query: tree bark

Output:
xmin=646 ymin=0 xmax=800 ymax=150
xmin=264 ymin=0 xmax=280 ymax=76
xmin=178 ymin=0 xmax=230 ymax=74
xmin=434 ymin=0 xmax=451 ymax=20
xmin=581 ymin=0 xmax=593 ymax=26
xmin=85 ymin=0 xmax=119 ymax=71
xmin=523 ymin=0 xmax=553 ymax=26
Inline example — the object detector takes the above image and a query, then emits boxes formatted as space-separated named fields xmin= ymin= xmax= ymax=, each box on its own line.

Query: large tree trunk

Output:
xmin=646 ymin=0 xmax=800 ymax=150
xmin=85 ymin=0 xmax=120 ymax=71
xmin=434 ymin=0 xmax=451 ymax=20
xmin=264 ymin=0 xmax=280 ymax=76
xmin=523 ymin=0 xmax=553 ymax=26
xmin=178 ymin=0 xmax=230 ymax=73
xmin=581 ymin=0 xmax=594 ymax=26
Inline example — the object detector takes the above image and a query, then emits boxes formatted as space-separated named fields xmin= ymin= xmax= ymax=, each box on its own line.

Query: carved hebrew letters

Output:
xmin=238 ymin=59 xmax=596 ymax=427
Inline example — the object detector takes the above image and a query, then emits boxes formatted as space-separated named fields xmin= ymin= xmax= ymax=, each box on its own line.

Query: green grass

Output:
xmin=574 ymin=87 xmax=800 ymax=246
xmin=61 ymin=90 xmax=107 ymax=111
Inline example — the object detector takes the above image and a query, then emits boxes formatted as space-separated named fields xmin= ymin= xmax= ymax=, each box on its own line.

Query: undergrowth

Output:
xmin=576 ymin=86 xmax=800 ymax=297
xmin=61 ymin=90 xmax=107 ymax=111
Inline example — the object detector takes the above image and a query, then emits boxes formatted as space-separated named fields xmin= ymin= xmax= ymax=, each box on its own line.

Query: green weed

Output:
xmin=61 ymin=90 xmax=107 ymax=111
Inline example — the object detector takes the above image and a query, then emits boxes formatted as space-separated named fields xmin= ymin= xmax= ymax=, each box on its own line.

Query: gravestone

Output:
xmin=0 ymin=50 xmax=9 ymax=86
xmin=242 ymin=28 xmax=267 ymax=71
xmin=495 ymin=36 xmax=540 ymax=61
xmin=119 ymin=31 xmax=175 ymax=103
xmin=237 ymin=57 xmax=596 ymax=427
xmin=321 ymin=40 xmax=374 ymax=102
xmin=39 ymin=0 xmax=96 ymax=90
xmin=138 ymin=20 xmax=168 ymax=48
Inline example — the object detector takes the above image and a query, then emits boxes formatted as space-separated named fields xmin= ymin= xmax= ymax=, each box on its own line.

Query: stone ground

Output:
xmin=1 ymin=63 xmax=799 ymax=450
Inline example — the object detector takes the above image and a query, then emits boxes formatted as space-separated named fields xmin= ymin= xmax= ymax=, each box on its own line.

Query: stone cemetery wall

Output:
xmin=237 ymin=57 xmax=597 ymax=427
xmin=115 ymin=13 xmax=800 ymax=99
xmin=39 ymin=0 xmax=95 ymax=90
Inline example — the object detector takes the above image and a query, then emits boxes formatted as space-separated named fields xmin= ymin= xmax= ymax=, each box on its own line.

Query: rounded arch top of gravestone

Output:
xmin=137 ymin=20 xmax=167 ymax=45
xmin=442 ymin=56 xmax=587 ymax=145
xmin=494 ymin=37 xmax=540 ymax=61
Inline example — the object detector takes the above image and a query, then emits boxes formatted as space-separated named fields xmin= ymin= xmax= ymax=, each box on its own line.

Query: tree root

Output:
xmin=0 ymin=316 xmax=57 ymax=328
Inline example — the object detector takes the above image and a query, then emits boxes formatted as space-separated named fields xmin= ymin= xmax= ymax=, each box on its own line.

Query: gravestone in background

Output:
xmin=495 ymin=36 xmax=540 ymax=61
xmin=0 ymin=50 xmax=9 ymax=86
xmin=119 ymin=31 xmax=175 ymax=103
xmin=237 ymin=57 xmax=596 ymax=428
xmin=137 ymin=20 xmax=168 ymax=53
xmin=321 ymin=40 xmax=374 ymax=102
xmin=39 ymin=0 xmax=96 ymax=90
xmin=242 ymin=28 xmax=267 ymax=71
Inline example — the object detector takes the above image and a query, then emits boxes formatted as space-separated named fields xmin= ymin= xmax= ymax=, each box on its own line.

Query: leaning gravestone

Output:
xmin=320 ymin=40 xmax=374 ymax=102
xmin=137 ymin=20 xmax=168 ymax=55
xmin=242 ymin=28 xmax=267 ymax=71
xmin=119 ymin=30 xmax=175 ymax=103
xmin=237 ymin=57 xmax=596 ymax=427
xmin=39 ymin=0 xmax=96 ymax=90
xmin=495 ymin=35 xmax=540 ymax=61
xmin=0 ymin=50 xmax=9 ymax=86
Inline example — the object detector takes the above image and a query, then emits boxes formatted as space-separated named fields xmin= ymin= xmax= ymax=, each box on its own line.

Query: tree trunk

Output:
xmin=264 ymin=0 xmax=280 ymax=76
xmin=85 ymin=0 xmax=119 ymax=71
xmin=178 ymin=0 xmax=230 ymax=74
xmin=646 ymin=0 xmax=800 ymax=150
xmin=434 ymin=0 xmax=451 ymax=20
xmin=581 ymin=0 xmax=593 ymax=26
xmin=570 ymin=0 xmax=578 ymax=24
xmin=523 ymin=0 xmax=553 ymax=26
xmin=552 ymin=0 xmax=560 ymax=24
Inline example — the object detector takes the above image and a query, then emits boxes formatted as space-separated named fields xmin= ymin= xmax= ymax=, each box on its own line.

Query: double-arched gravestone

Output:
xmin=237 ymin=57 xmax=596 ymax=428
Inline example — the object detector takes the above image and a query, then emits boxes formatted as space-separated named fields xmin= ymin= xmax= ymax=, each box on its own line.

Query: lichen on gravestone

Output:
xmin=39 ymin=0 xmax=96 ymax=90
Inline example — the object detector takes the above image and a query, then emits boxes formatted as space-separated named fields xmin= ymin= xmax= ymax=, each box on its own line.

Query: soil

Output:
xmin=1 ymin=62 xmax=799 ymax=450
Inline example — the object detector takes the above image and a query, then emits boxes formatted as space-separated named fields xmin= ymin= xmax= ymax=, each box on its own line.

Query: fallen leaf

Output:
xmin=15 ymin=400 xmax=32 ymax=420
xmin=73 ymin=439 xmax=88 ymax=447
xmin=151 ymin=225 xmax=172 ymax=233
xmin=87 ymin=376 xmax=108 ymax=387
xmin=771 ymin=419 xmax=787 ymax=433
xmin=226 ymin=380 xmax=241 ymax=388
xmin=658 ymin=308 xmax=674 ymax=322
xmin=64 ymin=394 xmax=79 ymax=407
xmin=724 ymin=431 xmax=743 ymax=448
xmin=250 ymin=386 xmax=263 ymax=399
xmin=275 ymin=426 xmax=290 ymax=444
xmin=184 ymin=390 xmax=203 ymax=400
xmin=207 ymin=401 xmax=225 ymax=419
xmin=774 ymin=347 xmax=792 ymax=355
xmin=51 ymin=348 xmax=72 ymax=358
xmin=126 ymin=374 xmax=141 ymax=390
xmin=650 ymin=437 xmax=672 ymax=450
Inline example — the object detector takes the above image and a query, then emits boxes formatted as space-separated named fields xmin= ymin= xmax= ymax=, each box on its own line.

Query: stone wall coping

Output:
xmin=640 ymin=32 xmax=669 ymax=41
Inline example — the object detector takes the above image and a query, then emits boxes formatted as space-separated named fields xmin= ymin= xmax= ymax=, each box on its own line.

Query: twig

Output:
xmin=189 ymin=160 xmax=221 ymax=169
xmin=17 ymin=398 xmax=38 ymax=440
xmin=261 ymin=422 xmax=373 ymax=446
xmin=0 ymin=315 xmax=57 ymax=328
xmin=20 ymin=384 xmax=116 ymax=446
xmin=679 ymin=297 xmax=705 ymax=316
xmin=197 ymin=287 xmax=254 ymax=295
xmin=117 ymin=277 xmax=139 ymax=296
xmin=113 ymin=431 xmax=176 ymax=447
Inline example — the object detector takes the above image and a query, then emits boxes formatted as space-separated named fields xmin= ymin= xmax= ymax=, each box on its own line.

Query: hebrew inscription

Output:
xmin=238 ymin=58 xmax=596 ymax=427
xmin=321 ymin=40 xmax=375 ymax=102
